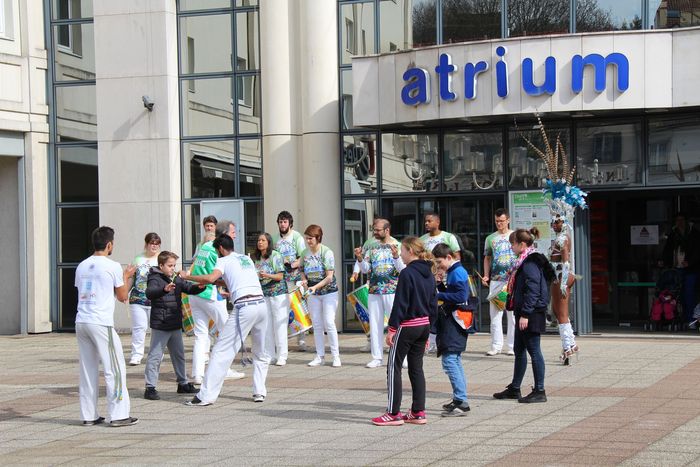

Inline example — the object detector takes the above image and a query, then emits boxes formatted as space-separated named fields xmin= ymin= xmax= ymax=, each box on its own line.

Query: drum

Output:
xmin=347 ymin=284 xmax=370 ymax=335
xmin=288 ymin=287 xmax=312 ymax=337
xmin=181 ymin=293 xmax=194 ymax=335
xmin=487 ymin=282 xmax=509 ymax=311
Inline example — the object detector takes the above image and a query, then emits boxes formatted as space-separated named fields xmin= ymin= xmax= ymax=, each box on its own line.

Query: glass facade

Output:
xmin=49 ymin=0 xmax=97 ymax=329
xmin=177 ymin=0 xmax=261 ymax=258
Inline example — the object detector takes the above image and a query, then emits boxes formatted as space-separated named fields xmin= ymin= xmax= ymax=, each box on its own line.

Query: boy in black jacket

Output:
xmin=143 ymin=251 xmax=202 ymax=400
xmin=432 ymin=243 xmax=472 ymax=417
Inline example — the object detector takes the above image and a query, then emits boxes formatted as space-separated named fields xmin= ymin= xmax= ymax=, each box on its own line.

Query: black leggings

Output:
xmin=387 ymin=325 xmax=430 ymax=415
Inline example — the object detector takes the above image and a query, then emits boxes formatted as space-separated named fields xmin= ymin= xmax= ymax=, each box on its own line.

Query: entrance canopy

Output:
xmin=352 ymin=27 xmax=700 ymax=128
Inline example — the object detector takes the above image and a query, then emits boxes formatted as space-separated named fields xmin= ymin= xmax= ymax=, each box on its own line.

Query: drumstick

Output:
xmin=474 ymin=270 xmax=485 ymax=281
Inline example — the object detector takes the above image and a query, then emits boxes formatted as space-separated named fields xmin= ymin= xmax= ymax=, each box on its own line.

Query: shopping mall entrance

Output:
xmin=589 ymin=189 xmax=700 ymax=330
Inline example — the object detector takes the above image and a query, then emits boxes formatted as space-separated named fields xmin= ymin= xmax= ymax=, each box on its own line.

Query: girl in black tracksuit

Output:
xmin=372 ymin=237 xmax=437 ymax=426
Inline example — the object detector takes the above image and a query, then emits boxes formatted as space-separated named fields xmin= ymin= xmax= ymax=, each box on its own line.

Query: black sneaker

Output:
xmin=82 ymin=416 xmax=105 ymax=426
xmin=442 ymin=402 xmax=470 ymax=417
xmin=177 ymin=383 xmax=198 ymax=394
xmin=184 ymin=396 xmax=211 ymax=407
xmin=442 ymin=400 xmax=458 ymax=411
xmin=144 ymin=387 xmax=160 ymax=400
xmin=109 ymin=417 xmax=139 ymax=427
xmin=518 ymin=388 xmax=547 ymax=403
xmin=493 ymin=384 xmax=521 ymax=400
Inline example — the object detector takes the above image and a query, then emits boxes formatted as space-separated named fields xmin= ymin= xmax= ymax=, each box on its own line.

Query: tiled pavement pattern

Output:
xmin=1 ymin=332 xmax=700 ymax=466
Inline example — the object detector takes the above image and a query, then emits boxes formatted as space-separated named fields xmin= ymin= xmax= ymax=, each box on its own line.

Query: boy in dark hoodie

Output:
xmin=372 ymin=237 xmax=437 ymax=426
xmin=432 ymin=243 xmax=472 ymax=417
xmin=143 ymin=251 xmax=203 ymax=400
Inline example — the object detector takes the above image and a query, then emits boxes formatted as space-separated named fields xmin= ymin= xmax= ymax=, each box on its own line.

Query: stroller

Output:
xmin=645 ymin=269 xmax=683 ymax=332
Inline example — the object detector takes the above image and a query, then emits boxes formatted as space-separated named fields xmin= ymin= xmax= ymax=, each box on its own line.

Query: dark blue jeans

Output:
xmin=511 ymin=326 xmax=545 ymax=392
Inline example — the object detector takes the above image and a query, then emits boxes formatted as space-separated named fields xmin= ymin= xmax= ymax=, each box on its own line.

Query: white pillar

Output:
xmin=93 ymin=1 xmax=181 ymax=330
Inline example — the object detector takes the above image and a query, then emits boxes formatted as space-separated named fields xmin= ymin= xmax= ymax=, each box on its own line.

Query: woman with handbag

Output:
xmin=493 ymin=228 xmax=554 ymax=404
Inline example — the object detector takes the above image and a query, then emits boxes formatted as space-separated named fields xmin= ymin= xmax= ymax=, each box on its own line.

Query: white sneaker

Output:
xmin=366 ymin=359 xmax=383 ymax=368
xmin=128 ymin=357 xmax=141 ymax=366
xmin=191 ymin=376 xmax=203 ymax=385
xmin=485 ymin=349 xmax=500 ymax=356
xmin=252 ymin=394 xmax=265 ymax=403
xmin=308 ymin=356 xmax=324 ymax=367
xmin=362 ymin=340 xmax=371 ymax=352
xmin=225 ymin=369 xmax=245 ymax=380
xmin=506 ymin=350 xmax=515 ymax=356
xmin=402 ymin=359 xmax=408 ymax=369
xmin=275 ymin=358 xmax=287 ymax=366
xmin=332 ymin=356 xmax=342 ymax=368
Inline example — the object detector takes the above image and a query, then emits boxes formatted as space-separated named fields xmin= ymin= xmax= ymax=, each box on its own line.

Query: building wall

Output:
xmin=0 ymin=0 xmax=50 ymax=334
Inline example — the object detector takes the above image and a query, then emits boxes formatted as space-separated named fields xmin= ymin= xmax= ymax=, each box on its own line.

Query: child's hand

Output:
xmin=164 ymin=282 xmax=176 ymax=293
xmin=386 ymin=329 xmax=396 ymax=347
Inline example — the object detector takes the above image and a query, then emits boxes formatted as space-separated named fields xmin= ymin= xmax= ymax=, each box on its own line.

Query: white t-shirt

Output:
xmin=75 ymin=255 xmax=125 ymax=327
xmin=214 ymin=253 xmax=263 ymax=302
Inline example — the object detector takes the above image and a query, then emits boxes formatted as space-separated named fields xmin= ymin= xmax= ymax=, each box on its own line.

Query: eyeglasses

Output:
xmin=149 ymin=242 xmax=161 ymax=246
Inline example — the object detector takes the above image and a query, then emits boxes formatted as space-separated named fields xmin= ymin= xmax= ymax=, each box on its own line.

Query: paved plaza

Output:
xmin=2 ymin=332 xmax=700 ymax=466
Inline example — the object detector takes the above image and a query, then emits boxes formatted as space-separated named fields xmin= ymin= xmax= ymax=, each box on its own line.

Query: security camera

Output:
xmin=142 ymin=95 xmax=154 ymax=111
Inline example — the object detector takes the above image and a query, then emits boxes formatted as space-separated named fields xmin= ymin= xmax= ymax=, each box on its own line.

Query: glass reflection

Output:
xmin=340 ymin=2 xmax=376 ymax=64
xmin=651 ymin=0 xmax=700 ymax=29
xmin=236 ymin=11 xmax=259 ymax=71
xmin=54 ymin=23 xmax=95 ymax=81
xmin=508 ymin=125 xmax=569 ymax=189
xmin=179 ymin=14 xmax=232 ymax=75
xmin=239 ymin=138 xmax=262 ymax=197
xmin=343 ymin=134 xmax=378 ymax=194
xmin=59 ymin=268 xmax=78 ymax=328
xmin=442 ymin=0 xmax=501 ymax=43
xmin=379 ymin=0 xmax=437 ymax=52
xmin=179 ymin=0 xmax=230 ymax=11
xmin=382 ymin=133 xmax=440 ymax=192
xmin=508 ymin=0 xmax=569 ymax=37
xmin=444 ymin=131 xmax=503 ymax=191
xmin=183 ymin=203 xmax=201 ymax=260
xmin=341 ymin=69 xmax=354 ymax=130
xmin=181 ymin=77 xmax=234 ymax=137
xmin=576 ymin=0 xmax=642 ymax=32
xmin=648 ymin=116 xmax=700 ymax=186
xmin=58 ymin=146 xmax=98 ymax=202
xmin=59 ymin=206 xmax=99 ymax=263
xmin=343 ymin=198 xmax=378 ymax=260
xmin=244 ymin=201 xmax=263 ymax=255
xmin=183 ymin=140 xmax=235 ymax=199
xmin=53 ymin=0 xmax=93 ymax=20
xmin=576 ymin=121 xmax=642 ymax=186
xmin=55 ymin=85 xmax=97 ymax=142
xmin=237 ymin=75 xmax=260 ymax=134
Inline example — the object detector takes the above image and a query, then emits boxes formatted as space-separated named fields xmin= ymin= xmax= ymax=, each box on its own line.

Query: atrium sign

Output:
xmin=351 ymin=29 xmax=700 ymax=126
xmin=401 ymin=47 xmax=629 ymax=106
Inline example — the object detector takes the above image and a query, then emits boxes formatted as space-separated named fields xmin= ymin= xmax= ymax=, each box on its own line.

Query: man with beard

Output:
xmin=273 ymin=211 xmax=309 ymax=350
xmin=354 ymin=218 xmax=404 ymax=368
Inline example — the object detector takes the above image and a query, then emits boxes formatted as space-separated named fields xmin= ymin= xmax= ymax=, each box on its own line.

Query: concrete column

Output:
xmin=298 ymin=0 xmax=340 ymax=258
xmin=260 ymin=0 xmax=302 ymax=231
xmin=93 ymin=1 xmax=181 ymax=330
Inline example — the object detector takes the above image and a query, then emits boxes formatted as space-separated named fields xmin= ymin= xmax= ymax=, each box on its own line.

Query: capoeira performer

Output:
xmin=181 ymin=234 xmax=270 ymax=405
xmin=75 ymin=226 xmax=138 ymax=427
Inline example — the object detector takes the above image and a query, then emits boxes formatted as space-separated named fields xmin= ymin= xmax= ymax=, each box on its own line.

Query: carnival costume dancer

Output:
xmin=354 ymin=219 xmax=405 ymax=368
xmin=519 ymin=116 xmax=587 ymax=364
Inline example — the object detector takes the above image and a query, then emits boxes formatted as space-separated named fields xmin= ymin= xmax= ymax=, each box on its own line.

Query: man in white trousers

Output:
xmin=74 ymin=226 xmax=138 ymax=427
xmin=354 ymin=218 xmax=404 ymax=368
xmin=181 ymin=234 xmax=271 ymax=405
xmin=482 ymin=208 xmax=517 ymax=356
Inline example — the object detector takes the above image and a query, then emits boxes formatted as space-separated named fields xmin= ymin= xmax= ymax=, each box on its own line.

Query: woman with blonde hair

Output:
xmin=372 ymin=237 xmax=437 ymax=426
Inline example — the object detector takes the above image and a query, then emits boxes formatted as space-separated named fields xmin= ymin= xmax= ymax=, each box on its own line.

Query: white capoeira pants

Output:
xmin=307 ymin=292 xmax=340 ymax=358
xmin=368 ymin=293 xmax=394 ymax=362
xmin=189 ymin=294 xmax=228 ymax=379
xmin=76 ymin=323 xmax=131 ymax=422
xmin=129 ymin=303 xmax=150 ymax=361
xmin=489 ymin=280 xmax=515 ymax=352
xmin=265 ymin=294 xmax=290 ymax=361
xmin=197 ymin=299 xmax=270 ymax=403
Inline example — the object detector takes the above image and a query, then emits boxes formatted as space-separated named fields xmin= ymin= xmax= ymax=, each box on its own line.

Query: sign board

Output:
xmin=509 ymin=191 xmax=556 ymax=256
xmin=200 ymin=199 xmax=245 ymax=255
xmin=630 ymin=225 xmax=659 ymax=245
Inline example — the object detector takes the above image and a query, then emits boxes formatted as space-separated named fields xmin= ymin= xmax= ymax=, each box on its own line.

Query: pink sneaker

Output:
xmin=371 ymin=412 xmax=404 ymax=426
xmin=403 ymin=410 xmax=427 ymax=425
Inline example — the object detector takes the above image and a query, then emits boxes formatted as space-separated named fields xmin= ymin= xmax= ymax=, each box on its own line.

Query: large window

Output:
xmin=177 ymin=1 xmax=261 ymax=256
xmin=507 ymin=0 xmax=570 ymax=37
xmin=443 ymin=0 xmax=502 ymax=43
xmin=444 ymin=130 xmax=504 ymax=191
xmin=576 ymin=121 xmax=643 ymax=187
xmin=48 ymin=0 xmax=96 ymax=329
xmin=508 ymin=124 xmax=570 ymax=190
xmin=650 ymin=0 xmax=700 ymax=29
xmin=576 ymin=0 xmax=643 ymax=32
xmin=648 ymin=116 xmax=700 ymax=186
